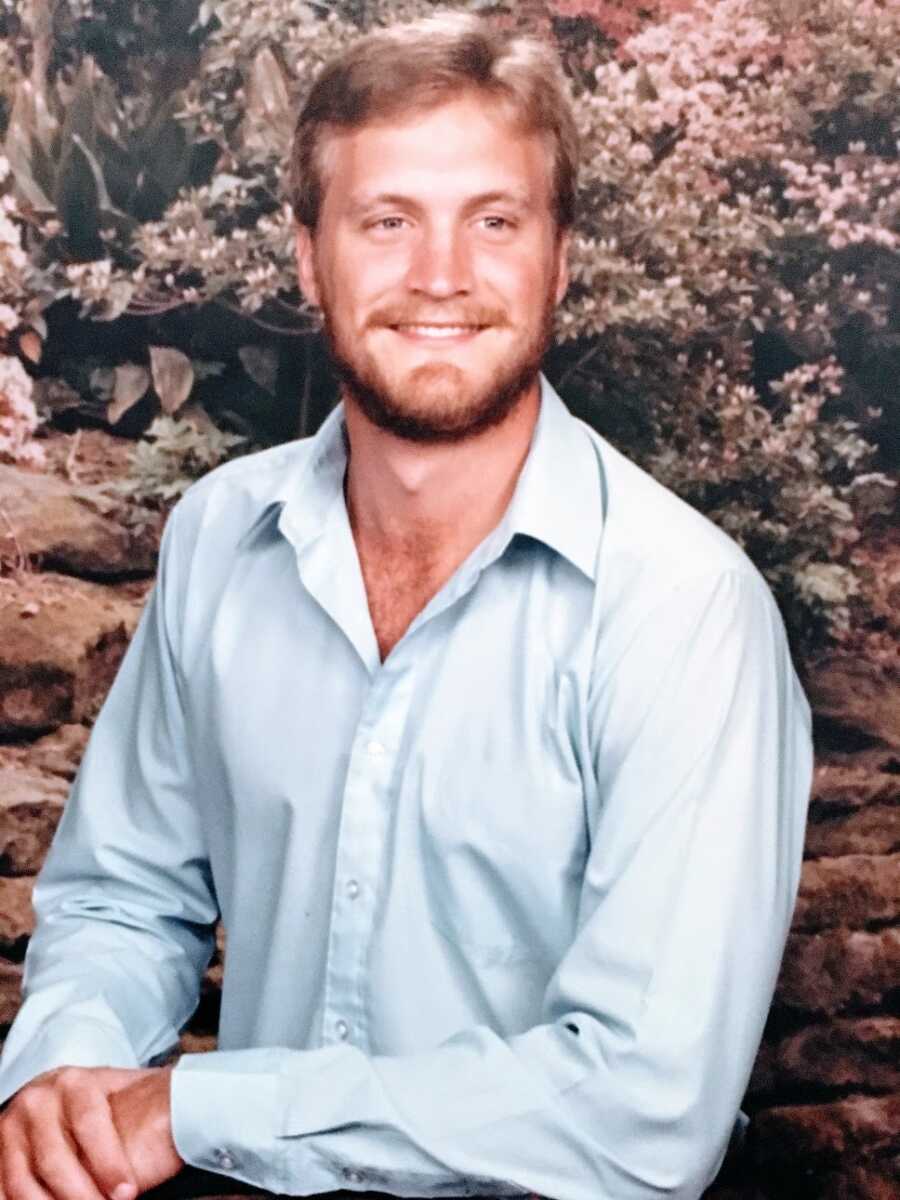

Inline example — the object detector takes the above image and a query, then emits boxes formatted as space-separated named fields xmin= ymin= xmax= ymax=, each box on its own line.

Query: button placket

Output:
xmin=319 ymin=664 xmax=414 ymax=1054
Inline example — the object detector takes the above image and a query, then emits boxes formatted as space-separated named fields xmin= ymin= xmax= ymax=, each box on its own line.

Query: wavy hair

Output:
xmin=287 ymin=11 xmax=579 ymax=235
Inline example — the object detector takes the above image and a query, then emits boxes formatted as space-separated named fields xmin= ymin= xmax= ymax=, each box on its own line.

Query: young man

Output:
xmin=0 ymin=13 xmax=813 ymax=1200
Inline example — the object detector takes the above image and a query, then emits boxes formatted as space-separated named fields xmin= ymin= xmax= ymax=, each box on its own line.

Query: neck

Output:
xmin=343 ymin=379 xmax=541 ymax=561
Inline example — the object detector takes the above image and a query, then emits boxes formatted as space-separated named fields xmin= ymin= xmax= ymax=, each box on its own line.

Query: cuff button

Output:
xmin=214 ymin=1148 xmax=237 ymax=1171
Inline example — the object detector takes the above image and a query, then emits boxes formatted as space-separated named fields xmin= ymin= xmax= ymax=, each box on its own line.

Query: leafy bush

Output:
xmin=557 ymin=0 xmax=898 ymax=652
xmin=113 ymin=414 xmax=249 ymax=507
xmin=0 ymin=153 xmax=44 ymax=467
xmin=1 ymin=0 xmax=897 ymax=657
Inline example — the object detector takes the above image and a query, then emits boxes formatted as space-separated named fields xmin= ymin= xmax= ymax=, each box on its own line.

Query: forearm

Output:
xmin=0 ymin=907 xmax=214 ymax=1106
xmin=169 ymin=1011 xmax=748 ymax=1200
xmin=0 ymin=503 xmax=217 ymax=1107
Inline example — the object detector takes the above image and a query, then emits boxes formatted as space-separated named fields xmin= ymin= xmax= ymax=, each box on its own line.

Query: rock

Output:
xmin=792 ymin=854 xmax=900 ymax=932
xmin=177 ymin=1032 xmax=217 ymax=1056
xmin=0 ymin=460 xmax=157 ymax=578
xmin=813 ymin=1163 xmax=900 ymax=1200
xmin=750 ymin=1017 xmax=900 ymax=1095
xmin=21 ymin=722 xmax=90 ymax=778
xmin=0 ymin=959 xmax=23 ymax=1026
xmin=807 ymin=656 xmax=900 ymax=749
xmin=810 ymin=750 xmax=900 ymax=816
xmin=0 ymin=763 xmax=66 ymax=874
xmin=0 ymin=462 xmax=157 ymax=578
xmin=805 ymin=805 xmax=900 ymax=860
xmin=753 ymin=1154 xmax=900 ymax=1200
xmin=0 ymin=573 xmax=145 ymax=735
xmin=0 ymin=876 xmax=35 ymax=956
xmin=775 ymin=928 xmax=900 ymax=1016
xmin=753 ymin=1093 xmax=900 ymax=1167
xmin=0 ymin=724 xmax=91 ymax=873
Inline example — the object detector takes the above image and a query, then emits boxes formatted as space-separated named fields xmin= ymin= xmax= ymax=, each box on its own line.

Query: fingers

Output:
xmin=0 ymin=1128 xmax=54 ymax=1200
xmin=0 ymin=1068 xmax=139 ymax=1200
xmin=61 ymin=1079 xmax=138 ymax=1200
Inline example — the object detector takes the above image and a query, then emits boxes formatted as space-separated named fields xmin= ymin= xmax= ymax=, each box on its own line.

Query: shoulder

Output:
xmin=580 ymin=420 xmax=770 ymax=615
xmin=161 ymin=436 xmax=317 ymax=557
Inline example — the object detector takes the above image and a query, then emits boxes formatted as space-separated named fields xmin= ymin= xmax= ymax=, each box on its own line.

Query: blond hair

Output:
xmin=288 ymin=11 xmax=579 ymax=234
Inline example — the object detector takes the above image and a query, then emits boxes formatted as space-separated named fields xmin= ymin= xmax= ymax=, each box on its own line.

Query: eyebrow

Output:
xmin=346 ymin=189 xmax=536 ymax=218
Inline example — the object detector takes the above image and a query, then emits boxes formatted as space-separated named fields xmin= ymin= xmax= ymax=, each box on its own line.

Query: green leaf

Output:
xmin=97 ymin=279 xmax=136 ymax=322
xmin=58 ymin=58 xmax=99 ymax=156
xmin=239 ymin=344 xmax=279 ymax=394
xmin=108 ymin=364 xmax=151 ymax=424
xmin=244 ymin=45 xmax=292 ymax=144
xmin=150 ymin=346 xmax=195 ymax=414
xmin=2 ymin=86 xmax=55 ymax=212
xmin=136 ymin=95 xmax=196 ymax=208
xmin=54 ymin=137 xmax=104 ymax=254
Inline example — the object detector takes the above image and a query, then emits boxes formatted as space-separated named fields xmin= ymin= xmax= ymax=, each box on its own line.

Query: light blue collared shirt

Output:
xmin=0 ymin=375 xmax=812 ymax=1199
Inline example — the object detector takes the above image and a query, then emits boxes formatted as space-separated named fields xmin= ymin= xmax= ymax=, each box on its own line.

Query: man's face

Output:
xmin=295 ymin=91 xmax=571 ymax=442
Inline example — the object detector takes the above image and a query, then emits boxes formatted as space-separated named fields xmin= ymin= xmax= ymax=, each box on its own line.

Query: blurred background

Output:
xmin=0 ymin=2 xmax=898 ymax=1197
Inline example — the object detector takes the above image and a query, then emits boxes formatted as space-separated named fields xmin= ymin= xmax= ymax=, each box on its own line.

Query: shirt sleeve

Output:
xmin=0 ymin=501 xmax=219 ymax=1108
xmin=170 ymin=567 xmax=814 ymax=1200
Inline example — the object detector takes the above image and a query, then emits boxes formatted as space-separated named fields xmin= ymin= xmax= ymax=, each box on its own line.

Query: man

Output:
xmin=0 ymin=12 xmax=813 ymax=1200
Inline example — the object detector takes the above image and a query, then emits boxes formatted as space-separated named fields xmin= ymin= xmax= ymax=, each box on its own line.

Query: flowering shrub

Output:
xmin=555 ymin=0 xmax=898 ymax=652
xmin=0 ymin=154 xmax=44 ymax=468
xmin=1 ymin=0 xmax=897 ymax=655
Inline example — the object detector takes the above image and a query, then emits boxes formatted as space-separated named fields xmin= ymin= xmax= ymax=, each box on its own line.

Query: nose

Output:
xmin=405 ymin=221 xmax=473 ymax=298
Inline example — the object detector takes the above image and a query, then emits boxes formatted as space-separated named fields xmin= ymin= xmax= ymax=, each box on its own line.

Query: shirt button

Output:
xmin=343 ymin=1168 xmax=365 ymax=1185
xmin=366 ymin=738 xmax=385 ymax=757
xmin=213 ymin=1148 xmax=237 ymax=1171
xmin=346 ymin=879 xmax=360 ymax=899
xmin=335 ymin=1018 xmax=350 ymax=1040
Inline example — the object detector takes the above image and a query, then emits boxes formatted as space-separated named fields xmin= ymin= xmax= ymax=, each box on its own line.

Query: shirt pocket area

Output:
xmin=418 ymin=771 xmax=587 ymax=973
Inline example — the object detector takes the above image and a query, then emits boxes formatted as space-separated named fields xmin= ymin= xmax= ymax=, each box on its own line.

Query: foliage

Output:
xmin=549 ymin=0 xmax=691 ymax=48
xmin=0 ymin=0 xmax=898 ymax=658
xmin=0 ymin=154 xmax=44 ymax=467
xmin=112 ymin=414 xmax=249 ymax=507
xmin=557 ymin=0 xmax=899 ymax=652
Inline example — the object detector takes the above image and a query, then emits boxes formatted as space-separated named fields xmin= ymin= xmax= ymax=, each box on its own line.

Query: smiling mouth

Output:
xmin=388 ymin=323 xmax=487 ymax=340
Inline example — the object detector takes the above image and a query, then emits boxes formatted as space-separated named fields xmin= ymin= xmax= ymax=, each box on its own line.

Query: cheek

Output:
xmin=478 ymin=250 xmax=553 ymax=306
xmin=338 ymin=253 xmax=407 ymax=314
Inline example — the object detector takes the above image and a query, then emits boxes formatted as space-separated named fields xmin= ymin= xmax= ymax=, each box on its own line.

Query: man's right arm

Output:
xmin=0 ymin=499 xmax=219 ymax=1107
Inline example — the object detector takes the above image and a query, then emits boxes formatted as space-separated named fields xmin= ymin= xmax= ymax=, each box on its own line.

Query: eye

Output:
xmin=370 ymin=216 xmax=407 ymax=231
xmin=481 ymin=215 xmax=515 ymax=232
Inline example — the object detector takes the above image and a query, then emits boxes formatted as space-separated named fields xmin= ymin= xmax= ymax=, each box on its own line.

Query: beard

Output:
xmin=317 ymin=288 xmax=558 ymax=444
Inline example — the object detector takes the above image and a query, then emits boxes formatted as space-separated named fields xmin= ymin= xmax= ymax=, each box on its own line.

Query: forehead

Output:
xmin=320 ymin=93 xmax=554 ymax=215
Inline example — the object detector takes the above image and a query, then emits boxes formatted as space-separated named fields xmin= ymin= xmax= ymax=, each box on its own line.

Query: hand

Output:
xmin=0 ymin=1065 xmax=144 ymax=1200
xmin=108 ymin=1067 xmax=184 ymax=1195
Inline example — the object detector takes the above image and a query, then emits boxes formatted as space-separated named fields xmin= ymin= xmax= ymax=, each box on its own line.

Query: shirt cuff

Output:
xmin=170 ymin=1048 xmax=290 ymax=1194
xmin=0 ymin=1006 xmax=139 ymax=1107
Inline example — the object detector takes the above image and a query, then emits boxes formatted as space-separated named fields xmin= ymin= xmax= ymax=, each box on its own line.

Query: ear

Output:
xmin=554 ymin=227 xmax=571 ymax=306
xmin=295 ymin=224 xmax=321 ymax=309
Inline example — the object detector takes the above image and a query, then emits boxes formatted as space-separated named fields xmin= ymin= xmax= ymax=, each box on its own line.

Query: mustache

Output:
xmin=370 ymin=307 xmax=506 ymax=327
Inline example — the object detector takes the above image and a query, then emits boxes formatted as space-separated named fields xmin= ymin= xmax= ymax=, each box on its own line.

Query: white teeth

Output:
xmin=397 ymin=325 xmax=478 ymax=337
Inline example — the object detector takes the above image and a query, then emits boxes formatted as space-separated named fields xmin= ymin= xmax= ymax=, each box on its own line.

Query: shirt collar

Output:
xmin=499 ymin=372 xmax=603 ymax=580
xmin=274 ymin=372 xmax=603 ymax=581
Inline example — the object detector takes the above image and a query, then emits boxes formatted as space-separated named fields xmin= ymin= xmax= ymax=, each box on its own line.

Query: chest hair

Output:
xmin=356 ymin=540 xmax=451 ymax=662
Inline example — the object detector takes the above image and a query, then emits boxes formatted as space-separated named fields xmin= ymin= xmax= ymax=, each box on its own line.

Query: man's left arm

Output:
xmin=156 ymin=567 xmax=812 ymax=1200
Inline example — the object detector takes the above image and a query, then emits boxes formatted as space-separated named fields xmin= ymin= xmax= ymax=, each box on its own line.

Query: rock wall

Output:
xmin=1 ymin=430 xmax=898 ymax=1199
